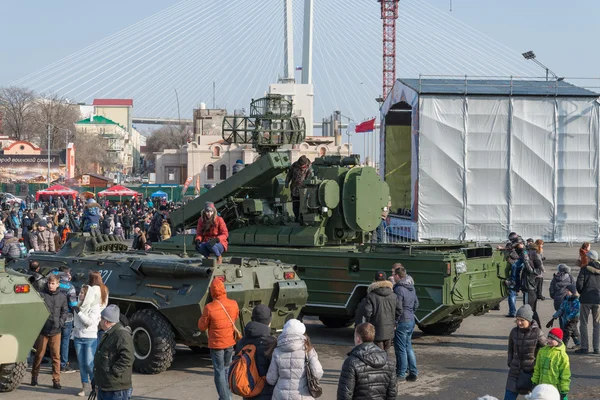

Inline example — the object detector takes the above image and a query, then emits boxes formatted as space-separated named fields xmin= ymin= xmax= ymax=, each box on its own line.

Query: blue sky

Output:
xmin=0 ymin=1 xmax=597 ymax=93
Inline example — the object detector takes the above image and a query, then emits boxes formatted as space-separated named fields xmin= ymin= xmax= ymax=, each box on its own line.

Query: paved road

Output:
xmin=6 ymin=243 xmax=600 ymax=399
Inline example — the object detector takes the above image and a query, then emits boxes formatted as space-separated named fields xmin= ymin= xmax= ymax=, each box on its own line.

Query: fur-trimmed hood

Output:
xmin=367 ymin=280 xmax=393 ymax=293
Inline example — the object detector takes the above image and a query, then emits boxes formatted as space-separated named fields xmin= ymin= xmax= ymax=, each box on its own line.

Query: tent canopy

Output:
xmin=36 ymin=184 xmax=78 ymax=201
xmin=150 ymin=190 xmax=168 ymax=199
xmin=97 ymin=185 xmax=141 ymax=198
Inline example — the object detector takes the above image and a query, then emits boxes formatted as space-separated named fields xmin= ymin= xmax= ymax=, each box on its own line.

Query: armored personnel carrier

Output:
xmin=154 ymin=95 xmax=508 ymax=335
xmin=10 ymin=232 xmax=307 ymax=374
xmin=0 ymin=259 xmax=50 ymax=392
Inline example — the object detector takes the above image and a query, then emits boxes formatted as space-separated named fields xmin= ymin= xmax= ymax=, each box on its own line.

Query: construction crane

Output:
xmin=378 ymin=0 xmax=400 ymax=99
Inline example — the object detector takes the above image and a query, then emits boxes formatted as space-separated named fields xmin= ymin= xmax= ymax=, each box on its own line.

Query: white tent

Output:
xmin=380 ymin=78 xmax=600 ymax=242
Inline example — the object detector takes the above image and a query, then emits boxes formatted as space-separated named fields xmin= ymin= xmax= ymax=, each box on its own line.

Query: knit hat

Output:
xmin=587 ymin=250 xmax=598 ymax=261
xmin=282 ymin=319 xmax=306 ymax=336
xmin=38 ymin=220 xmax=47 ymax=227
xmin=251 ymin=304 xmax=272 ymax=325
xmin=548 ymin=328 xmax=563 ymax=343
xmin=374 ymin=271 xmax=387 ymax=282
xmin=204 ymin=202 xmax=216 ymax=212
xmin=116 ymin=222 xmax=121 ymax=227
xmin=101 ymin=304 xmax=120 ymax=323
xmin=525 ymin=384 xmax=560 ymax=400
xmin=516 ymin=304 xmax=534 ymax=323
xmin=557 ymin=264 xmax=570 ymax=273
xmin=565 ymin=284 xmax=577 ymax=295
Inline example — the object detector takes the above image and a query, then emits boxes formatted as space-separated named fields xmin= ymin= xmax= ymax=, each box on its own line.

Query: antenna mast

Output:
xmin=378 ymin=0 xmax=399 ymax=99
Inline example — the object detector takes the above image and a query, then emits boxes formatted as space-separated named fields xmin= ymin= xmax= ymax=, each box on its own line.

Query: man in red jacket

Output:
xmin=195 ymin=202 xmax=228 ymax=264
xmin=198 ymin=279 xmax=239 ymax=400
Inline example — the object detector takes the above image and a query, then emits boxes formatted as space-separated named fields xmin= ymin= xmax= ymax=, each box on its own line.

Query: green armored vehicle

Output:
xmin=0 ymin=260 xmax=50 ymax=392
xmin=10 ymin=232 xmax=307 ymax=374
xmin=154 ymin=95 xmax=508 ymax=335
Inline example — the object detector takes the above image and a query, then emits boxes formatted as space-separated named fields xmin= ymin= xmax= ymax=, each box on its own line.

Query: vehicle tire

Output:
xmin=418 ymin=319 xmax=462 ymax=336
xmin=129 ymin=309 xmax=176 ymax=374
xmin=0 ymin=362 xmax=26 ymax=392
xmin=319 ymin=316 xmax=354 ymax=329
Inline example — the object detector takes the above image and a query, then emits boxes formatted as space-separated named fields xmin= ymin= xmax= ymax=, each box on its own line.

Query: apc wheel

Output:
xmin=418 ymin=319 xmax=463 ymax=336
xmin=319 ymin=316 xmax=354 ymax=329
xmin=0 ymin=362 xmax=26 ymax=392
xmin=129 ymin=309 xmax=176 ymax=374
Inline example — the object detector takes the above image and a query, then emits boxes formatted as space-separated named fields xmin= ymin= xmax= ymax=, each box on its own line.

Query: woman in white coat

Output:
xmin=73 ymin=285 xmax=102 ymax=397
xmin=267 ymin=319 xmax=324 ymax=400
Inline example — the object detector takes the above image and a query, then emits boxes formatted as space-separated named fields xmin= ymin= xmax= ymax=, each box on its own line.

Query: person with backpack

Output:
xmin=230 ymin=305 xmax=276 ymax=399
xmin=549 ymin=264 xmax=575 ymax=312
xmin=2 ymin=229 xmax=22 ymax=263
xmin=198 ymin=279 xmax=240 ymax=400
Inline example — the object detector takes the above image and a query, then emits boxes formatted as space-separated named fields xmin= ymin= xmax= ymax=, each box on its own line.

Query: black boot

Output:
xmin=30 ymin=377 xmax=38 ymax=386
xmin=53 ymin=381 xmax=62 ymax=390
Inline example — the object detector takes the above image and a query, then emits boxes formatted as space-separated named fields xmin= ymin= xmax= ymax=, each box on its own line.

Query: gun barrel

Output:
xmin=138 ymin=263 xmax=213 ymax=278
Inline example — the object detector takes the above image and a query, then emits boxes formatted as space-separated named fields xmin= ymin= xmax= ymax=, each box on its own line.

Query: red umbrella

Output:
xmin=97 ymin=185 xmax=141 ymax=197
xmin=36 ymin=184 xmax=78 ymax=201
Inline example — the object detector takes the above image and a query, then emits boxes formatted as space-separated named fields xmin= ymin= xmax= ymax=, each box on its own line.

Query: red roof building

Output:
xmin=92 ymin=99 xmax=133 ymax=107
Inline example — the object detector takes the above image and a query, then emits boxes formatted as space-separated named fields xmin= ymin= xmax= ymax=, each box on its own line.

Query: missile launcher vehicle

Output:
xmin=154 ymin=94 xmax=509 ymax=335
xmin=0 ymin=259 xmax=50 ymax=392
xmin=9 ymin=232 xmax=307 ymax=374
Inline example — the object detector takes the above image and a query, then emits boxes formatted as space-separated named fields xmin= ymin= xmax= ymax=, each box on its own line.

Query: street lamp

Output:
xmin=522 ymin=50 xmax=557 ymax=81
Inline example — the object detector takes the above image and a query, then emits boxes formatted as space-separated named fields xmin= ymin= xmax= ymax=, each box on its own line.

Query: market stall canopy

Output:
xmin=150 ymin=190 xmax=168 ymax=200
xmin=97 ymin=185 xmax=141 ymax=198
xmin=36 ymin=184 xmax=78 ymax=201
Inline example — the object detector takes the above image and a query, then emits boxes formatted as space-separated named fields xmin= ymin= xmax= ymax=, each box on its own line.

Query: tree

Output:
xmin=144 ymin=124 xmax=189 ymax=161
xmin=0 ymin=86 xmax=37 ymax=140
xmin=34 ymin=93 xmax=80 ymax=151
xmin=73 ymin=131 xmax=108 ymax=175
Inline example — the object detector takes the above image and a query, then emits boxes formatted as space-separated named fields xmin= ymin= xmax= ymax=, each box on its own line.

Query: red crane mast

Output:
xmin=378 ymin=0 xmax=399 ymax=99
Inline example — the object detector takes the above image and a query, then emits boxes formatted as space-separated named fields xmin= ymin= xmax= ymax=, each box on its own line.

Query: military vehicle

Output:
xmin=10 ymin=232 xmax=307 ymax=374
xmin=154 ymin=94 xmax=508 ymax=335
xmin=0 ymin=259 xmax=50 ymax=392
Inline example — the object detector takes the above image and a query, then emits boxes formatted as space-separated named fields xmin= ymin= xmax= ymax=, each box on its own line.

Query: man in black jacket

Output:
xmin=148 ymin=206 xmax=168 ymax=243
xmin=94 ymin=305 xmax=135 ymax=400
xmin=233 ymin=305 xmax=276 ymax=399
xmin=364 ymin=271 xmax=399 ymax=351
xmin=31 ymin=274 xmax=67 ymax=389
xmin=337 ymin=322 xmax=396 ymax=400
xmin=575 ymin=250 xmax=600 ymax=354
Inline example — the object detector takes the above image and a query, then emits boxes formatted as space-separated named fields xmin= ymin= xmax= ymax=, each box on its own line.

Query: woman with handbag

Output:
xmin=267 ymin=319 xmax=324 ymax=400
xmin=505 ymin=304 xmax=547 ymax=400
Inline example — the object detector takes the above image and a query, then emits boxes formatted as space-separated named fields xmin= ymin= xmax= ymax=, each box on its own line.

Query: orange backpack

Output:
xmin=228 ymin=344 xmax=266 ymax=397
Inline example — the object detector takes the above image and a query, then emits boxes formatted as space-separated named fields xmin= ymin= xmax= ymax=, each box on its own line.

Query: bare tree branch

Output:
xmin=0 ymin=86 xmax=37 ymax=140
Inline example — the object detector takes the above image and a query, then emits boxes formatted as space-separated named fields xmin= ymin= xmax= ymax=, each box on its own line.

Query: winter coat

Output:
xmin=337 ymin=342 xmax=396 ymax=400
xmin=40 ymin=287 xmax=68 ymax=336
xmin=29 ymin=271 xmax=47 ymax=293
xmin=393 ymin=278 xmax=419 ymax=323
xmin=54 ymin=276 xmax=78 ymax=323
xmin=576 ymin=260 xmax=600 ymax=304
xmin=93 ymin=322 xmax=134 ymax=391
xmin=553 ymin=295 xmax=580 ymax=327
xmin=364 ymin=280 xmax=400 ymax=341
xmin=29 ymin=230 xmax=39 ymax=251
xmin=36 ymin=229 xmax=56 ymax=252
xmin=2 ymin=237 xmax=21 ymax=259
xmin=549 ymin=266 xmax=575 ymax=311
xmin=81 ymin=202 xmax=101 ymax=232
xmin=505 ymin=321 xmax=546 ymax=393
xmin=285 ymin=160 xmax=314 ymax=197
xmin=160 ymin=222 xmax=171 ymax=241
xmin=132 ymin=232 xmax=146 ymax=250
xmin=234 ymin=321 xmax=276 ymax=400
xmin=121 ymin=214 xmax=132 ymax=229
xmin=114 ymin=226 xmax=124 ymax=239
xmin=195 ymin=215 xmax=229 ymax=251
xmin=532 ymin=343 xmax=571 ymax=394
xmin=73 ymin=286 xmax=102 ymax=339
xmin=520 ymin=251 xmax=538 ymax=292
xmin=198 ymin=279 xmax=239 ymax=349
xmin=266 ymin=333 xmax=324 ymax=400
xmin=148 ymin=212 xmax=165 ymax=238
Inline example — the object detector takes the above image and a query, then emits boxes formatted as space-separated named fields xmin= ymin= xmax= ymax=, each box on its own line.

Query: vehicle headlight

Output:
xmin=455 ymin=261 xmax=467 ymax=274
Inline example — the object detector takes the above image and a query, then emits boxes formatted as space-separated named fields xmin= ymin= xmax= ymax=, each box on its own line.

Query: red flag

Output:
xmin=355 ymin=118 xmax=376 ymax=133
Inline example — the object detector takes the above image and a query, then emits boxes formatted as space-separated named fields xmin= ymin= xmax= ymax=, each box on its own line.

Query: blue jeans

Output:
xmin=507 ymin=289 xmax=517 ymax=316
xmin=504 ymin=389 xmax=519 ymax=400
xmin=98 ymin=389 xmax=132 ymax=400
xmin=61 ymin=321 xmax=73 ymax=368
xmin=394 ymin=319 xmax=418 ymax=378
xmin=210 ymin=347 xmax=233 ymax=400
xmin=197 ymin=242 xmax=225 ymax=257
xmin=74 ymin=337 xmax=96 ymax=383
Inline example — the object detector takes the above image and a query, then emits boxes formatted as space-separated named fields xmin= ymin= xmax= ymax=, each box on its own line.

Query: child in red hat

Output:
xmin=532 ymin=328 xmax=571 ymax=400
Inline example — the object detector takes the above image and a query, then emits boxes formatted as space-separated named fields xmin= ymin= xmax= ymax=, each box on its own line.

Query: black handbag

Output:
xmin=305 ymin=350 xmax=322 ymax=398
xmin=516 ymin=370 xmax=534 ymax=394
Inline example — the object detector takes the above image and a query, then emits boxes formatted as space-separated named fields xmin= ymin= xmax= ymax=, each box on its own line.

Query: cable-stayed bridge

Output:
xmin=12 ymin=0 xmax=543 ymax=123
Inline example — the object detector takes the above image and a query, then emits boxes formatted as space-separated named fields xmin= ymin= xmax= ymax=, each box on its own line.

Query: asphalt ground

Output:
xmin=5 ymin=242 xmax=600 ymax=399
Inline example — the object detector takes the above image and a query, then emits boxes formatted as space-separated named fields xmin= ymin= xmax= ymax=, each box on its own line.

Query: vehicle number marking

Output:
xmin=99 ymin=270 xmax=113 ymax=283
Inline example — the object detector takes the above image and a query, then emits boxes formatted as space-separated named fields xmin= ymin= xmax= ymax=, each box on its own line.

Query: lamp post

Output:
xmin=522 ymin=50 xmax=557 ymax=81
xmin=47 ymin=124 xmax=52 ymax=188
